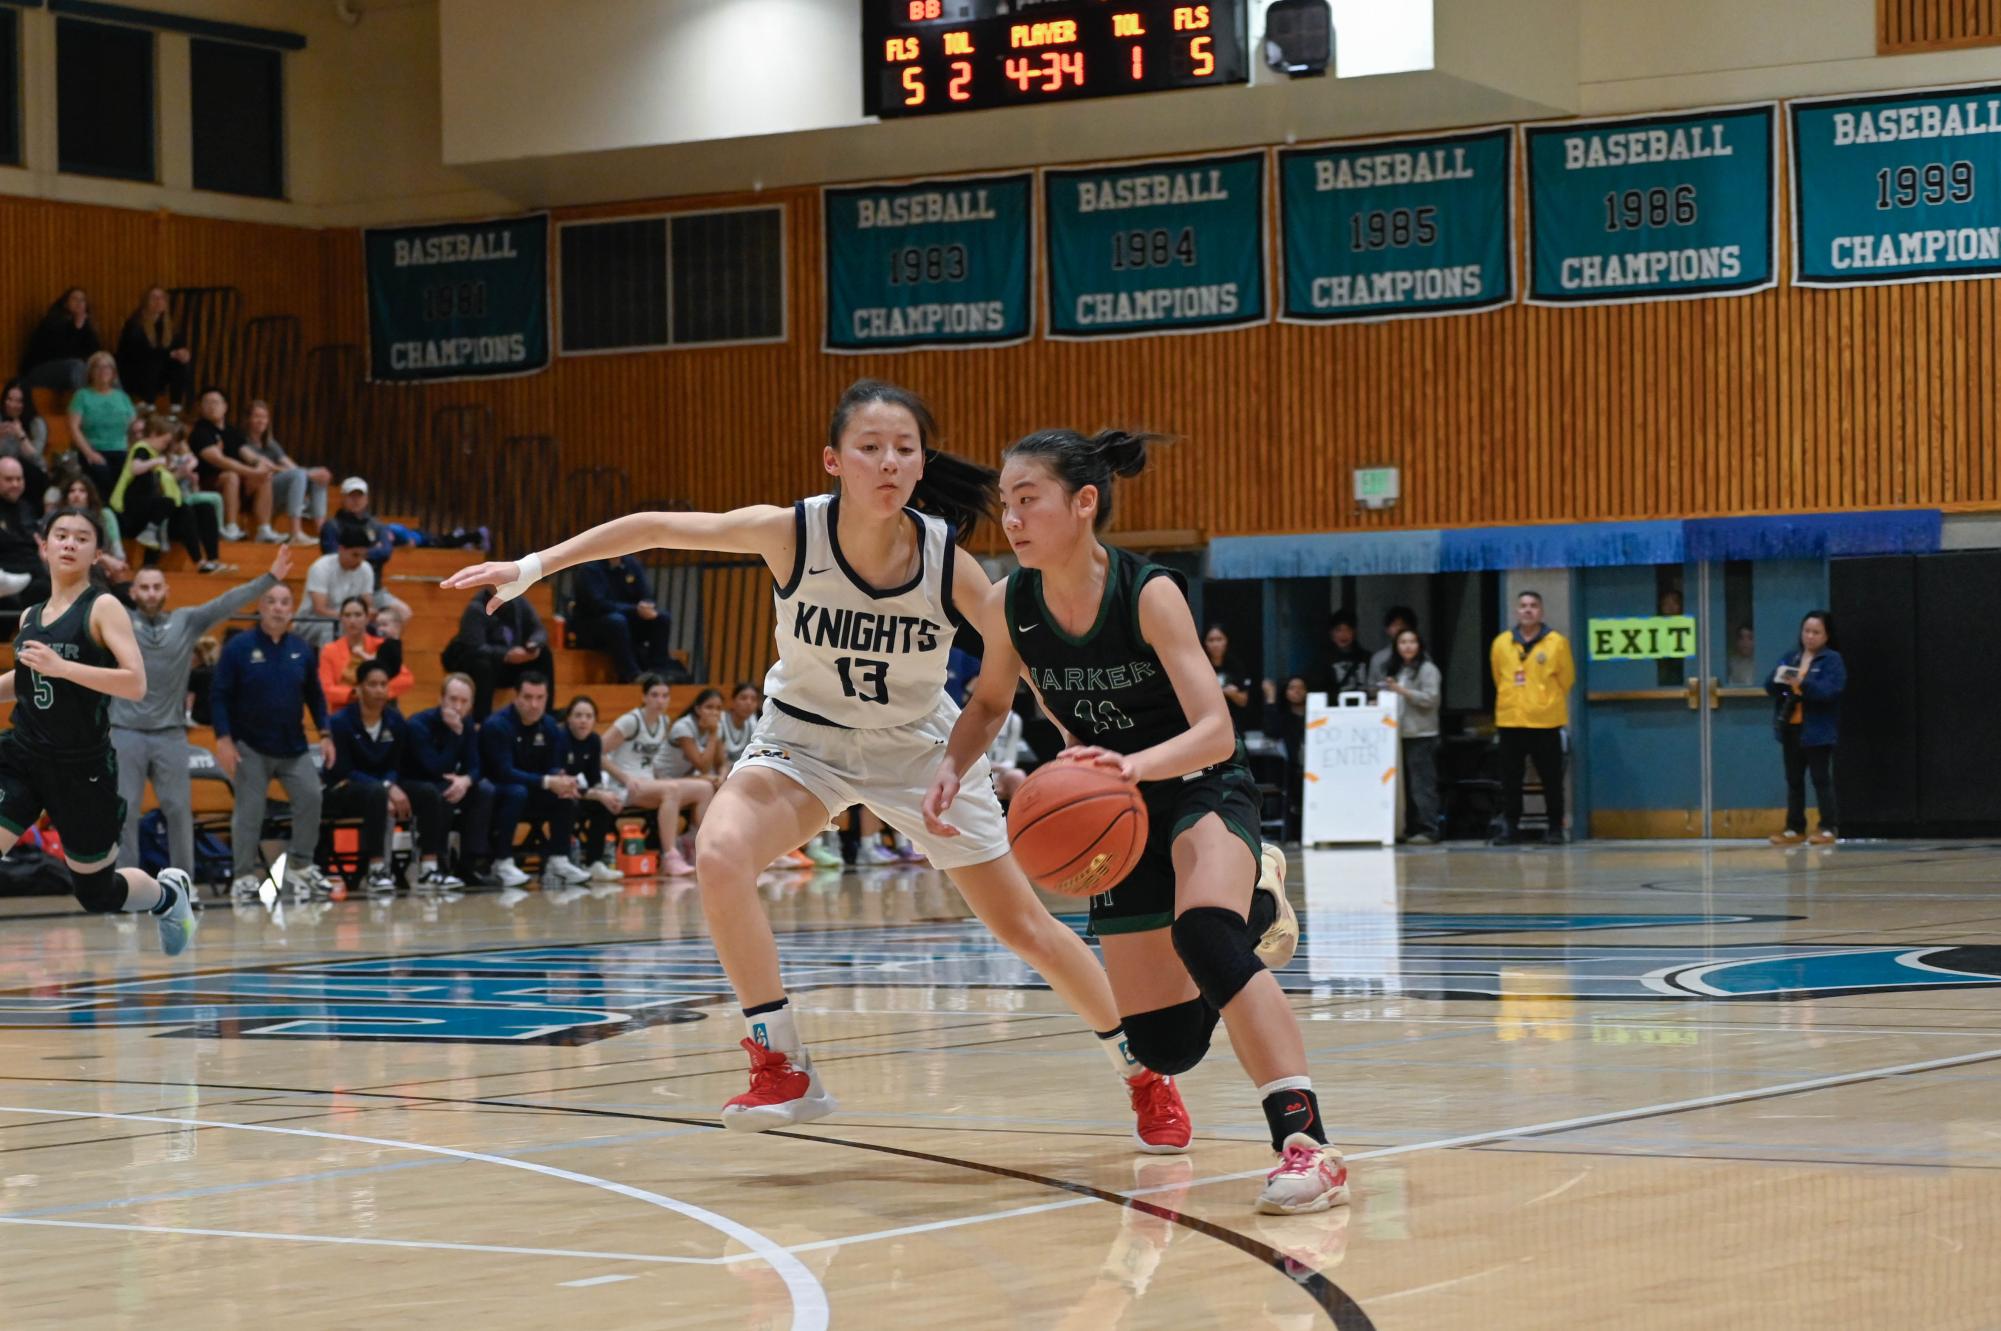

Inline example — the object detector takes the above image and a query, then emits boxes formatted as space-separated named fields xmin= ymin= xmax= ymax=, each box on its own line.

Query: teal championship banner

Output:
xmin=1279 ymin=127 xmax=1514 ymax=323
xmin=364 ymin=214 xmax=549 ymax=383
xmin=1791 ymin=83 xmax=2001 ymax=287
xmin=823 ymin=173 xmax=1033 ymax=352
xmin=1042 ymin=152 xmax=1267 ymax=339
xmin=1525 ymin=105 xmax=1777 ymax=305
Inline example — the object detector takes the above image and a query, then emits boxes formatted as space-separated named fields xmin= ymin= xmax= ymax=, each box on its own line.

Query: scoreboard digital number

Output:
xmin=864 ymin=1 xmax=1248 ymax=119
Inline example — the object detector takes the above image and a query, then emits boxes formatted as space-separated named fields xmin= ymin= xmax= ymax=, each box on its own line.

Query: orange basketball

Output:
xmin=1006 ymin=760 xmax=1149 ymax=898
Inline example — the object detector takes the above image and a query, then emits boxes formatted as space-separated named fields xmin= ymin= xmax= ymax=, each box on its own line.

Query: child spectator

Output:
xmin=319 ymin=595 xmax=413 ymax=708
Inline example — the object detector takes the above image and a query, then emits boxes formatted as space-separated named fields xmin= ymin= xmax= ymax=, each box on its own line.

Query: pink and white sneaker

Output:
xmin=661 ymin=846 xmax=696 ymax=877
xmin=1256 ymin=1133 xmax=1351 ymax=1215
xmin=720 ymin=1038 xmax=838 ymax=1132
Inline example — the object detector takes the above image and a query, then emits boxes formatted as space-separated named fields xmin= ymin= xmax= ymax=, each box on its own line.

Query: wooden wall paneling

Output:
xmin=1879 ymin=0 xmax=2001 ymax=51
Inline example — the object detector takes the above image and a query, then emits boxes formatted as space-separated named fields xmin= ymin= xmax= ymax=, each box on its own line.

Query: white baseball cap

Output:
xmin=340 ymin=476 xmax=368 ymax=495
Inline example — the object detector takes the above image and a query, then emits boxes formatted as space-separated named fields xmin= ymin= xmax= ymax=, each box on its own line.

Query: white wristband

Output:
xmin=497 ymin=551 xmax=543 ymax=603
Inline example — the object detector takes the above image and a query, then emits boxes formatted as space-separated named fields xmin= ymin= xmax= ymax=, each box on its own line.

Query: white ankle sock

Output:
xmin=745 ymin=1002 xmax=802 ymax=1057
xmin=1097 ymin=1027 xmax=1143 ymax=1079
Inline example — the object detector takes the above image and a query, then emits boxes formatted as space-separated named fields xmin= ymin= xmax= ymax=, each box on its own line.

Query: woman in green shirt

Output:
xmin=65 ymin=351 xmax=135 ymax=494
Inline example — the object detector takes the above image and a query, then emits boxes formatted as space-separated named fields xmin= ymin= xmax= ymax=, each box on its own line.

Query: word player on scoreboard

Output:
xmin=864 ymin=1 xmax=1248 ymax=118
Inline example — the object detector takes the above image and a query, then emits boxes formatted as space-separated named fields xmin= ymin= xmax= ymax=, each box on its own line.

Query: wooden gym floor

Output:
xmin=3 ymin=840 xmax=2000 ymax=1329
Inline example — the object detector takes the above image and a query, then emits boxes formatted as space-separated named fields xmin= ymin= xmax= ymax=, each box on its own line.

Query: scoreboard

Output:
xmin=863 ymin=1 xmax=1249 ymax=119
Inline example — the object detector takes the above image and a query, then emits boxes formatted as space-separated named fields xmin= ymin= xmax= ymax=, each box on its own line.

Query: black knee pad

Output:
xmin=1170 ymin=906 xmax=1265 ymax=1010
xmin=1121 ymin=998 xmax=1219 ymax=1076
xmin=71 ymin=864 xmax=127 ymax=914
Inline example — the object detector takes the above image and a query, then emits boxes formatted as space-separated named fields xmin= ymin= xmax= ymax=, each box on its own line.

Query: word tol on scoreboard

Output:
xmin=864 ymin=0 xmax=1248 ymax=118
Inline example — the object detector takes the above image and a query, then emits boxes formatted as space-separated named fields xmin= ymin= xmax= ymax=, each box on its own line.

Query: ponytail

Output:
xmin=1002 ymin=428 xmax=1166 ymax=531
xmin=828 ymin=378 xmax=997 ymax=543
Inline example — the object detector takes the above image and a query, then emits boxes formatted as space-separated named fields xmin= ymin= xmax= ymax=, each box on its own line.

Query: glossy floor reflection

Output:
xmin=4 ymin=841 xmax=2001 ymax=1329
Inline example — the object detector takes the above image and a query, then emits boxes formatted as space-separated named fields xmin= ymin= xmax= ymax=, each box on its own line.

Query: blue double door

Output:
xmin=1576 ymin=559 xmax=1822 ymax=838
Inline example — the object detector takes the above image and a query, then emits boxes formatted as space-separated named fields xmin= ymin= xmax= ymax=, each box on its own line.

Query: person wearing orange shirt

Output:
xmin=318 ymin=595 xmax=412 ymax=709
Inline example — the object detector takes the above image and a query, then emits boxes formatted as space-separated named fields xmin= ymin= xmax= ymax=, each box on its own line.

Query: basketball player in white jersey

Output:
xmin=443 ymin=381 xmax=1193 ymax=1146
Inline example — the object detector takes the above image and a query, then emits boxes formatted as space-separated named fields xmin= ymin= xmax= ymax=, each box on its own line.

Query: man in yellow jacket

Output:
xmin=1489 ymin=590 xmax=1576 ymax=845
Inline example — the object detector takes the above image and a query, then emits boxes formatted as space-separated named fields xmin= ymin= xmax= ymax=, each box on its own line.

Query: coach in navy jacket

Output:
xmin=405 ymin=673 xmax=495 ymax=882
xmin=479 ymin=672 xmax=577 ymax=878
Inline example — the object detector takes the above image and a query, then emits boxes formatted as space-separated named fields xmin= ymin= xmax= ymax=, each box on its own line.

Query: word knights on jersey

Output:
xmin=791 ymin=603 xmax=942 ymax=655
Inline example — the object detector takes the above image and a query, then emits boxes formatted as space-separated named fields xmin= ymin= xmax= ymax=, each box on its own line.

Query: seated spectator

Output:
xmin=1263 ymin=674 xmax=1311 ymax=842
xmin=405 ymin=673 xmax=495 ymax=886
xmin=719 ymin=682 xmax=761 ymax=769
xmin=480 ymin=673 xmax=589 ymax=889
xmin=19 ymin=288 xmax=99 ymax=391
xmin=214 ymin=581 xmax=338 ymax=900
xmin=668 ymin=688 xmax=727 ymax=783
xmin=115 ymin=286 xmax=192 ymax=409
xmin=1202 ymin=624 xmax=1256 ymax=734
xmin=0 ymin=379 xmax=50 ymax=503
xmin=112 ymin=415 xmax=227 ymax=574
xmin=602 ymin=675 xmax=711 ymax=877
xmin=191 ymin=387 xmax=274 ymax=543
xmin=242 ymin=399 xmax=330 ymax=545
xmin=65 ymin=351 xmax=135 ymax=496
xmin=443 ymin=584 xmax=556 ymax=719
xmin=163 ymin=424 xmax=227 ymax=539
xmin=0 ymin=456 xmax=48 ymax=607
xmin=59 ymin=475 xmax=130 ymax=585
xmin=323 ymin=659 xmax=462 ymax=896
xmin=319 ymin=476 xmax=395 ymax=572
xmin=304 ymin=528 xmax=412 ymax=641
xmin=571 ymin=554 xmax=673 ymax=683
xmin=187 ymin=635 xmax=221 ymax=726
xmin=559 ymin=696 xmax=626 ymax=883
xmin=319 ymin=595 xmax=412 ymax=708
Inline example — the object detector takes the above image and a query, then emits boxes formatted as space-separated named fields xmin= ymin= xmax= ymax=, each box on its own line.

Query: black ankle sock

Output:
xmin=742 ymin=997 xmax=789 ymax=1019
xmin=1247 ymin=889 xmax=1277 ymax=937
xmin=148 ymin=880 xmax=176 ymax=917
xmin=1261 ymin=1087 xmax=1326 ymax=1150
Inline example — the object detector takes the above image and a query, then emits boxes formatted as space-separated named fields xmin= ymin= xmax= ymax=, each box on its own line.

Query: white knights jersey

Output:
xmin=762 ymin=493 xmax=958 ymax=729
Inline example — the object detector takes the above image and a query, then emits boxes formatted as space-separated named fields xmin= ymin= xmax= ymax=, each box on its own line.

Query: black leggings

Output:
xmin=1781 ymin=727 xmax=1837 ymax=834
xmin=122 ymin=495 xmax=220 ymax=564
xmin=323 ymin=779 xmax=448 ymax=862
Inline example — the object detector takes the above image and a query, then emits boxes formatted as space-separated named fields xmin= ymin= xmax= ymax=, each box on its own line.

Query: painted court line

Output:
xmin=0 ymin=1215 xmax=712 ymax=1265
xmin=0 ymin=1106 xmax=828 ymax=1331
xmin=560 ymin=1274 xmax=638 ymax=1288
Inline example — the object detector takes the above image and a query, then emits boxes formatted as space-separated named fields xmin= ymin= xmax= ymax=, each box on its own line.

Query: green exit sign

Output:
xmin=1589 ymin=616 xmax=1698 ymax=661
xmin=1354 ymin=466 xmax=1399 ymax=508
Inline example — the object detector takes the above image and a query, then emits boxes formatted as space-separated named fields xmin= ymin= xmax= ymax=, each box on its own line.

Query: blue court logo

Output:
xmin=3 ymin=913 xmax=1999 ymax=1044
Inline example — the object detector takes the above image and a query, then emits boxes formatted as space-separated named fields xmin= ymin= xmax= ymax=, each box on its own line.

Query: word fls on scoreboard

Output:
xmin=865 ymin=1 xmax=1248 ymax=118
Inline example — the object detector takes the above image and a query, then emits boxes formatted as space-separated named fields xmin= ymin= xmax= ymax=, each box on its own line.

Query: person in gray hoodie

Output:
xmin=112 ymin=543 xmax=291 ymax=876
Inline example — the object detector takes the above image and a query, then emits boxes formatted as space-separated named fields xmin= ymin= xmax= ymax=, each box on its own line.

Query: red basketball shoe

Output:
xmin=720 ymin=1038 xmax=837 ymax=1132
xmin=1127 ymin=1069 xmax=1192 ymax=1154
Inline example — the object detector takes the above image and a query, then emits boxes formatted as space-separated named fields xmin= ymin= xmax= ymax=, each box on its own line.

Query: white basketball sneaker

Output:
xmin=1256 ymin=1134 xmax=1351 ymax=1215
xmin=153 ymin=870 xmax=197 ymax=957
xmin=1253 ymin=842 xmax=1299 ymax=969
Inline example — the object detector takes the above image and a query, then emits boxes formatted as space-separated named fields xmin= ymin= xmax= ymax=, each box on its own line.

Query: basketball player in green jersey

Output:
xmin=923 ymin=428 xmax=1346 ymax=1216
xmin=0 ymin=508 xmax=194 ymax=953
